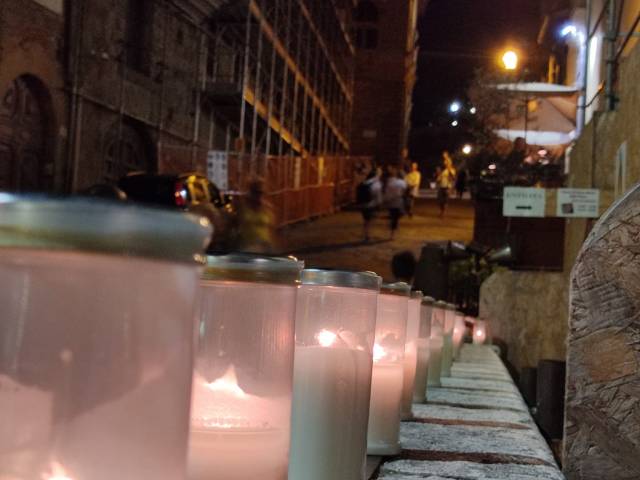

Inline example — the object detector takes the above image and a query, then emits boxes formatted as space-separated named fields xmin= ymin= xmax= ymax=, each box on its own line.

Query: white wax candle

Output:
xmin=400 ymin=343 xmax=417 ymax=420
xmin=188 ymin=366 xmax=291 ymax=480
xmin=440 ymin=333 xmax=454 ymax=377
xmin=289 ymin=346 xmax=372 ymax=480
xmin=413 ymin=338 xmax=430 ymax=403
xmin=366 ymin=362 xmax=404 ymax=455
xmin=427 ymin=337 xmax=443 ymax=388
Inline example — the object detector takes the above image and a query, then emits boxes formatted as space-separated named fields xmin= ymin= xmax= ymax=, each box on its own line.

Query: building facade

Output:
xmin=350 ymin=0 xmax=420 ymax=165
xmin=0 ymin=0 xmax=357 ymax=192
xmin=0 ymin=0 xmax=68 ymax=193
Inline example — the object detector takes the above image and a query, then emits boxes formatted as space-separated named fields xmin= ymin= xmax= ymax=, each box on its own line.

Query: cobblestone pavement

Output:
xmin=279 ymin=198 xmax=474 ymax=279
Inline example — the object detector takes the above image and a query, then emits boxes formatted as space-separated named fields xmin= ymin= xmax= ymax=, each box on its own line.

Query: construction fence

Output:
xmin=160 ymin=146 xmax=372 ymax=227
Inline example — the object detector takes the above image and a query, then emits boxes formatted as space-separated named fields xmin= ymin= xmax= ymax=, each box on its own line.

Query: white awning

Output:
xmin=494 ymin=129 xmax=576 ymax=147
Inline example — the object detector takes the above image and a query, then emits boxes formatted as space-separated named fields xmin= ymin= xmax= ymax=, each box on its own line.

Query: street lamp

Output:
xmin=451 ymin=120 xmax=459 ymax=127
xmin=462 ymin=144 xmax=472 ymax=155
xmin=502 ymin=50 xmax=518 ymax=70
xmin=449 ymin=101 xmax=461 ymax=113
xmin=469 ymin=107 xmax=477 ymax=115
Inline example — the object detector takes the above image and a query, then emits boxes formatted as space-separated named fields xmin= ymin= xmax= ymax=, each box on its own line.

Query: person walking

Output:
xmin=383 ymin=166 xmax=408 ymax=239
xmin=405 ymin=162 xmax=422 ymax=218
xmin=436 ymin=151 xmax=456 ymax=218
xmin=358 ymin=167 xmax=383 ymax=242
xmin=455 ymin=168 xmax=467 ymax=199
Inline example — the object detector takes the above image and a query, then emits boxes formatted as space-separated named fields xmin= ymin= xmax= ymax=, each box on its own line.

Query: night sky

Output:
xmin=411 ymin=0 xmax=542 ymax=161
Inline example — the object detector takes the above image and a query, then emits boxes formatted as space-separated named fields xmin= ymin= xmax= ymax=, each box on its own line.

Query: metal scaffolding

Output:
xmin=204 ymin=0 xmax=356 ymax=158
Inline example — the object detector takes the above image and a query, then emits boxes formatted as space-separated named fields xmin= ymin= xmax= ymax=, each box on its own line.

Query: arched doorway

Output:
xmin=0 ymin=76 xmax=53 ymax=192
xmin=103 ymin=120 xmax=155 ymax=182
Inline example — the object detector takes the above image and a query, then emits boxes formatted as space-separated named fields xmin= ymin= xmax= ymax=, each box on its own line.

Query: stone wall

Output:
xmin=564 ymin=183 xmax=640 ymax=479
xmin=479 ymin=270 xmax=569 ymax=373
xmin=563 ymin=37 xmax=640 ymax=271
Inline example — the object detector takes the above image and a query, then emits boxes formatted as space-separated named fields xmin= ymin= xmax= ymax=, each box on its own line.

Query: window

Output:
xmin=125 ymin=0 xmax=153 ymax=73
xmin=353 ymin=1 xmax=379 ymax=50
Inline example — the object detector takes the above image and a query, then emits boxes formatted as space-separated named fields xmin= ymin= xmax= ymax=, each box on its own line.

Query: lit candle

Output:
xmin=401 ymin=291 xmax=423 ymax=420
xmin=367 ymin=283 xmax=411 ymax=456
xmin=188 ymin=366 xmax=291 ymax=480
xmin=474 ymin=319 xmax=488 ymax=345
xmin=189 ymin=254 xmax=302 ymax=480
xmin=289 ymin=271 xmax=380 ymax=480
xmin=440 ymin=304 xmax=457 ymax=377
xmin=452 ymin=311 xmax=467 ymax=359
xmin=0 ymin=198 xmax=211 ymax=480
xmin=427 ymin=301 xmax=447 ymax=388
xmin=413 ymin=296 xmax=434 ymax=403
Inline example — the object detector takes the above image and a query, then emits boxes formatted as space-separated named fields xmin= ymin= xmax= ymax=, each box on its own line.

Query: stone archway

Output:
xmin=0 ymin=75 xmax=53 ymax=192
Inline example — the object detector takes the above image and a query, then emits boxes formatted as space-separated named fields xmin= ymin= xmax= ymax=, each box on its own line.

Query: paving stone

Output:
xmin=440 ymin=376 xmax=519 ymax=393
xmin=379 ymin=459 xmax=565 ymax=479
xmin=450 ymin=370 xmax=513 ymax=382
xmin=429 ymin=386 xmax=523 ymax=401
xmin=411 ymin=404 xmax=533 ymax=426
xmin=426 ymin=388 xmax=528 ymax=412
xmin=399 ymin=422 xmax=556 ymax=466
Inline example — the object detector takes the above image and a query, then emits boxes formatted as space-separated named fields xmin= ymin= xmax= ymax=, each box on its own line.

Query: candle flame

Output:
xmin=316 ymin=329 xmax=337 ymax=347
xmin=203 ymin=365 xmax=247 ymax=399
xmin=373 ymin=343 xmax=387 ymax=362
xmin=42 ymin=462 xmax=73 ymax=480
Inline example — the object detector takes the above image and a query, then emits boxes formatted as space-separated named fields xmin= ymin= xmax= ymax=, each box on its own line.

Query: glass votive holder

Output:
xmin=367 ymin=282 xmax=411 ymax=456
xmin=401 ymin=290 xmax=423 ymax=420
xmin=0 ymin=197 xmax=211 ymax=480
xmin=188 ymin=254 xmax=303 ymax=480
xmin=413 ymin=296 xmax=434 ymax=403
xmin=289 ymin=270 xmax=381 ymax=480
xmin=440 ymin=303 xmax=457 ymax=378
xmin=427 ymin=301 xmax=447 ymax=388
xmin=452 ymin=311 xmax=467 ymax=359
xmin=474 ymin=319 xmax=488 ymax=345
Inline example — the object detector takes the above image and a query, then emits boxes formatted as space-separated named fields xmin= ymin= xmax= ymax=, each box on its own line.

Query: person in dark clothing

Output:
xmin=391 ymin=250 xmax=417 ymax=284
xmin=455 ymin=169 xmax=467 ymax=199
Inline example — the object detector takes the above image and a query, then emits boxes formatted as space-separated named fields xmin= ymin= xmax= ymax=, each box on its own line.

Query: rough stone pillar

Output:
xmin=564 ymin=184 xmax=640 ymax=479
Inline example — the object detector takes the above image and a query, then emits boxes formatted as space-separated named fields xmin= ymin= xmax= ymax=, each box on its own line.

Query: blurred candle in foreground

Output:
xmin=0 ymin=197 xmax=211 ymax=480
xmin=427 ymin=301 xmax=446 ymax=388
xmin=440 ymin=304 xmax=457 ymax=378
xmin=367 ymin=282 xmax=411 ymax=455
xmin=413 ymin=296 xmax=433 ymax=403
xmin=289 ymin=270 xmax=380 ymax=480
xmin=188 ymin=254 xmax=303 ymax=480
xmin=401 ymin=290 xmax=423 ymax=420
xmin=474 ymin=319 xmax=488 ymax=345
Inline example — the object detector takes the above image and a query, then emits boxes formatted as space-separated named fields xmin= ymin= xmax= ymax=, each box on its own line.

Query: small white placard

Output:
xmin=503 ymin=187 xmax=546 ymax=218
xmin=206 ymin=151 xmax=228 ymax=191
xmin=557 ymin=188 xmax=600 ymax=218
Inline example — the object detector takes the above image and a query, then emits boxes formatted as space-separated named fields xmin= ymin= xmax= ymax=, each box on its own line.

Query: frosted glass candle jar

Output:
xmin=400 ymin=290 xmax=422 ymax=420
xmin=474 ymin=320 xmax=488 ymax=345
xmin=289 ymin=270 xmax=380 ymax=480
xmin=367 ymin=282 xmax=411 ymax=456
xmin=188 ymin=255 xmax=303 ymax=480
xmin=452 ymin=311 xmax=467 ymax=359
xmin=0 ymin=197 xmax=211 ymax=480
xmin=440 ymin=304 xmax=457 ymax=378
xmin=427 ymin=301 xmax=446 ymax=388
xmin=413 ymin=296 xmax=434 ymax=403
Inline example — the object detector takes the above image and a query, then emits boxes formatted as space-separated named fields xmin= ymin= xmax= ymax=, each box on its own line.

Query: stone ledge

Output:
xmin=379 ymin=459 xmax=565 ymax=480
xmin=371 ymin=345 xmax=564 ymax=479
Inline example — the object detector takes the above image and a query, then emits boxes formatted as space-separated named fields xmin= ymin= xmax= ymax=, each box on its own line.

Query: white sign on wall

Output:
xmin=503 ymin=187 xmax=546 ymax=218
xmin=557 ymin=189 xmax=600 ymax=218
xmin=206 ymin=151 xmax=228 ymax=191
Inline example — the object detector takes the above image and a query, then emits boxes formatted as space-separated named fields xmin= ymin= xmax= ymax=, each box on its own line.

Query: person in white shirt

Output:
xmin=436 ymin=151 xmax=457 ymax=218
xmin=383 ymin=166 xmax=408 ymax=239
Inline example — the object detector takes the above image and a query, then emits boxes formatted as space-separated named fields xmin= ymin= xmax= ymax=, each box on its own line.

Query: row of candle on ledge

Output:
xmin=0 ymin=197 xmax=490 ymax=480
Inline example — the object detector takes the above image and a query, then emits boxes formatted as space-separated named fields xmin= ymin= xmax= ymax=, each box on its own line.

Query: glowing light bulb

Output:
xmin=42 ymin=462 xmax=73 ymax=480
xmin=204 ymin=365 xmax=248 ymax=399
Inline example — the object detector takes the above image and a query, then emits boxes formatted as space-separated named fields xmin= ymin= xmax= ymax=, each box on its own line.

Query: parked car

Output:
xmin=117 ymin=172 xmax=234 ymax=251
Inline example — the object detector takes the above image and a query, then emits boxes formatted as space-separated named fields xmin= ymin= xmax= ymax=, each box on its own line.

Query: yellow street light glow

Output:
xmin=462 ymin=144 xmax=472 ymax=155
xmin=502 ymin=50 xmax=518 ymax=70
